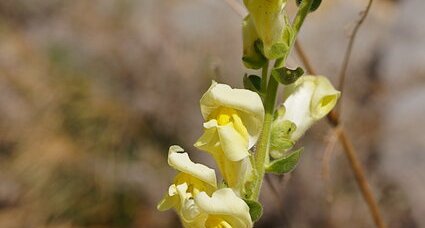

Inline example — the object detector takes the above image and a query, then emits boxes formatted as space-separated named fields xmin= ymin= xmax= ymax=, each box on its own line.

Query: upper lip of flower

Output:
xmin=199 ymin=81 xmax=264 ymax=148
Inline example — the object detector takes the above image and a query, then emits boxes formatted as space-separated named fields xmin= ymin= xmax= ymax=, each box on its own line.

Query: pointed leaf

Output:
xmin=266 ymin=147 xmax=303 ymax=174
xmin=271 ymin=67 xmax=304 ymax=85
xmin=244 ymin=199 xmax=263 ymax=222
xmin=243 ymin=74 xmax=262 ymax=93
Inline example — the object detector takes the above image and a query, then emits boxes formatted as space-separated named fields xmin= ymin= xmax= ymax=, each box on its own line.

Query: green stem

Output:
xmin=251 ymin=0 xmax=314 ymax=201
xmin=260 ymin=61 xmax=269 ymax=96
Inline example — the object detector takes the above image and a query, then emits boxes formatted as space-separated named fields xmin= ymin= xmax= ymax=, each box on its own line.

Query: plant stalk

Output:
xmin=251 ymin=0 xmax=314 ymax=200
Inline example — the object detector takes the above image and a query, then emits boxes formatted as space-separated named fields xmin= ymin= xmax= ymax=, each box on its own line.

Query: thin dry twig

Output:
xmin=336 ymin=0 xmax=374 ymax=116
xmin=223 ymin=0 xmax=385 ymax=227
xmin=321 ymin=128 xmax=338 ymax=183
xmin=336 ymin=128 xmax=386 ymax=228
xmin=293 ymin=1 xmax=386 ymax=227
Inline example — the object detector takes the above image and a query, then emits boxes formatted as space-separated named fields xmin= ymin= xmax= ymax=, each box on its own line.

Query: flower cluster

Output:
xmin=158 ymin=81 xmax=264 ymax=228
xmin=158 ymin=1 xmax=340 ymax=226
xmin=158 ymin=77 xmax=339 ymax=227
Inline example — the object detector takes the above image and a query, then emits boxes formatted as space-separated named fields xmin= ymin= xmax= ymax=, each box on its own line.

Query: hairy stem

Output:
xmin=261 ymin=61 xmax=269 ymax=96
xmin=251 ymin=0 xmax=314 ymax=201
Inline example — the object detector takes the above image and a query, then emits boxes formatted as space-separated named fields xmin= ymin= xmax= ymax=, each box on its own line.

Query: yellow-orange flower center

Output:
xmin=214 ymin=107 xmax=238 ymax=126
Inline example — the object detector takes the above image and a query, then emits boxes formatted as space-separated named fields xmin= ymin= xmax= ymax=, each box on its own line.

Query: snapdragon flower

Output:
xmin=276 ymin=75 xmax=340 ymax=141
xmin=157 ymin=146 xmax=252 ymax=228
xmin=194 ymin=81 xmax=264 ymax=190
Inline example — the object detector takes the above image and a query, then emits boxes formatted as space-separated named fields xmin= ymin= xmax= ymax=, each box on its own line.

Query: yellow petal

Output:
xmin=168 ymin=145 xmax=217 ymax=188
xmin=195 ymin=188 xmax=253 ymax=228
xmin=157 ymin=184 xmax=179 ymax=211
xmin=217 ymin=123 xmax=250 ymax=162
xmin=308 ymin=76 xmax=340 ymax=120
xmin=194 ymin=120 xmax=221 ymax=154
xmin=231 ymin=113 xmax=249 ymax=143
xmin=200 ymin=81 xmax=264 ymax=148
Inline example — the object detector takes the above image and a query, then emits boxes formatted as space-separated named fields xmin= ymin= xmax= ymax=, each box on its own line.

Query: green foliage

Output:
xmin=296 ymin=0 xmax=322 ymax=12
xmin=244 ymin=199 xmax=263 ymax=222
xmin=266 ymin=147 xmax=303 ymax=174
xmin=243 ymin=74 xmax=262 ymax=93
xmin=271 ymin=66 xmax=304 ymax=85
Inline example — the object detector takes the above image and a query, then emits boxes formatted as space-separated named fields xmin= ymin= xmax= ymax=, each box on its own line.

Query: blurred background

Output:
xmin=0 ymin=0 xmax=424 ymax=227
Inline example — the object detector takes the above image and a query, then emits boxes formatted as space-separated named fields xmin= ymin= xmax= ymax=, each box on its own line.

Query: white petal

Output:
xmin=281 ymin=79 xmax=315 ymax=140
xmin=280 ymin=76 xmax=340 ymax=141
xmin=194 ymin=188 xmax=252 ymax=228
xmin=309 ymin=76 xmax=340 ymax=120
xmin=168 ymin=145 xmax=217 ymax=188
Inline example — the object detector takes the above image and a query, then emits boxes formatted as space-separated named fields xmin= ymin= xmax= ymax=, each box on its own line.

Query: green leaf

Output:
xmin=296 ymin=0 xmax=322 ymax=12
xmin=243 ymin=74 xmax=262 ymax=93
xmin=244 ymin=199 xmax=263 ymax=222
xmin=266 ymin=147 xmax=303 ymax=174
xmin=271 ymin=66 xmax=304 ymax=85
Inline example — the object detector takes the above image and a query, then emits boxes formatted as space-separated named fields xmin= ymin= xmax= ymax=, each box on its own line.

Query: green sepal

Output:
xmin=243 ymin=74 xmax=262 ymax=93
xmin=270 ymin=120 xmax=296 ymax=152
xmin=242 ymin=56 xmax=267 ymax=70
xmin=266 ymin=147 xmax=303 ymax=174
xmin=244 ymin=199 xmax=263 ymax=222
xmin=271 ymin=66 xmax=304 ymax=85
xmin=254 ymin=39 xmax=264 ymax=56
xmin=296 ymin=0 xmax=322 ymax=12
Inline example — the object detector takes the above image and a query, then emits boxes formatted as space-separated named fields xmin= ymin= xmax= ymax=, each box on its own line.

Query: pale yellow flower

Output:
xmin=277 ymin=75 xmax=340 ymax=141
xmin=194 ymin=188 xmax=252 ymax=228
xmin=157 ymin=146 xmax=252 ymax=228
xmin=194 ymin=81 xmax=264 ymax=189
